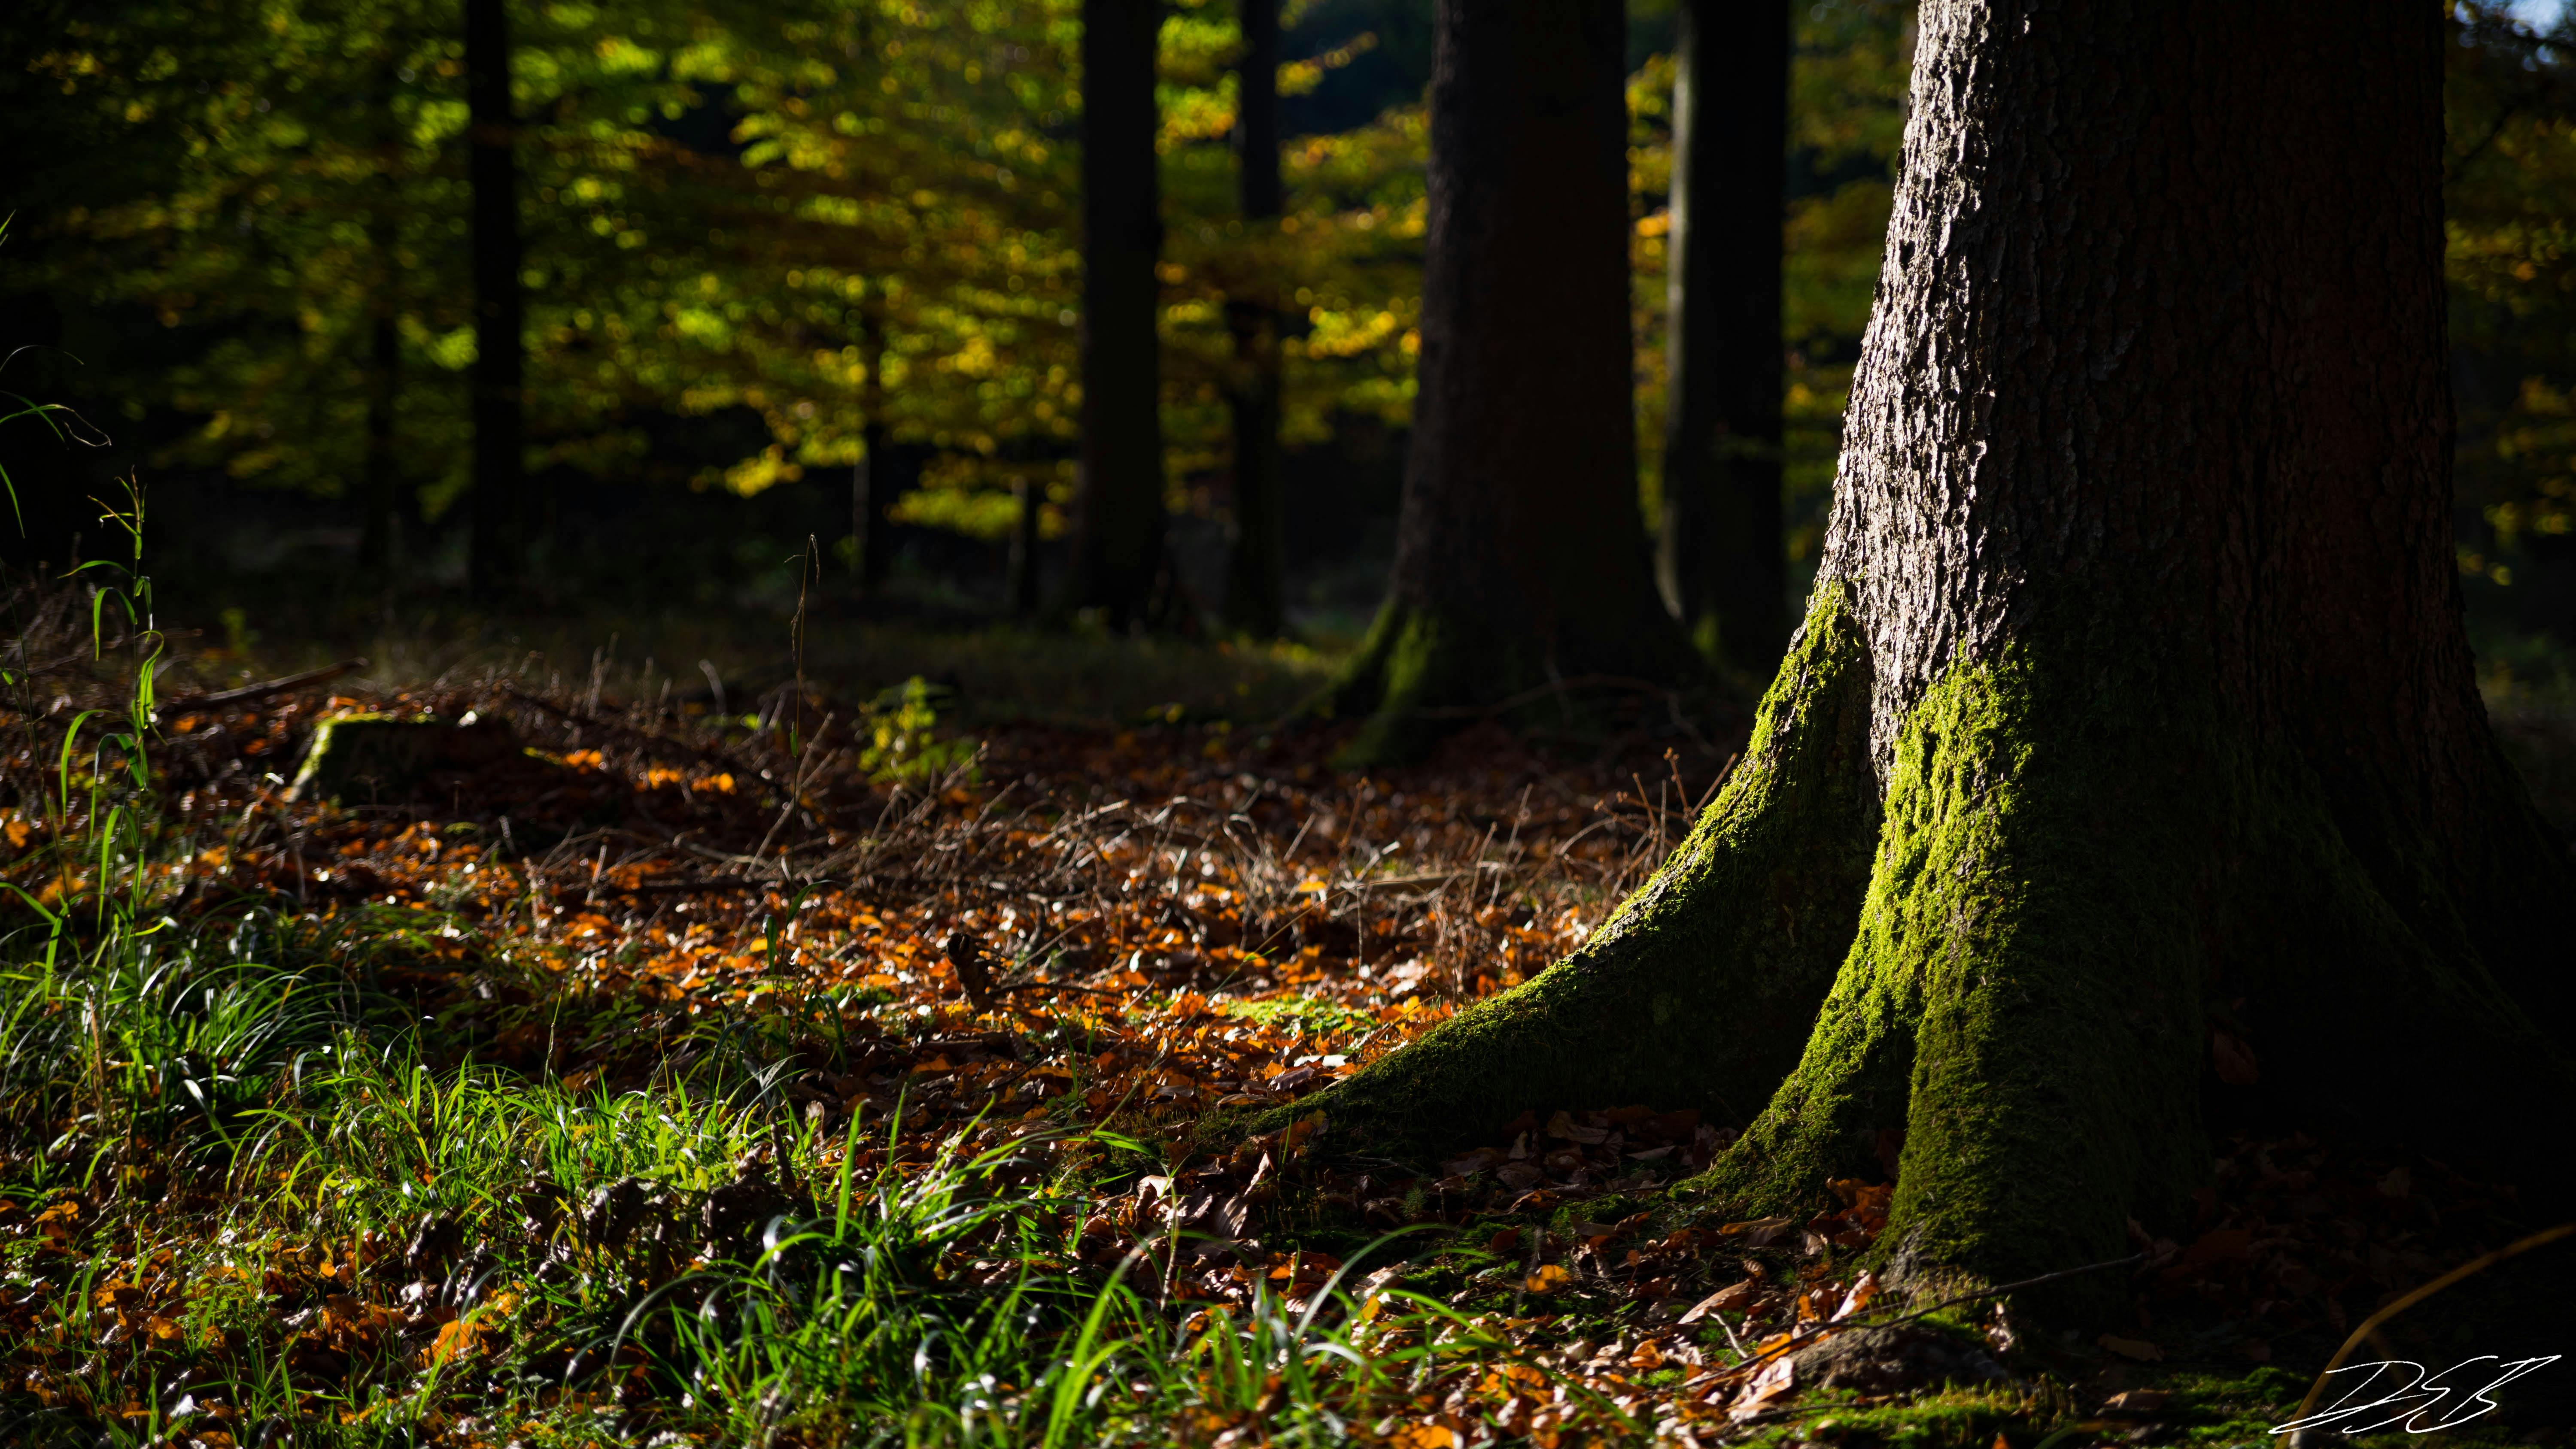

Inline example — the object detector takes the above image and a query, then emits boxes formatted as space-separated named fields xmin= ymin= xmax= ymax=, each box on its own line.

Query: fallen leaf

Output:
xmin=1545 ymin=1109 xmax=1609 ymax=1145
xmin=1720 ymin=1216 xmax=1795 ymax=1247
xmin=2097 ymin=1334 xmax=2164 ymax=1361
xmin=1678 ymin=1279 xmax=1754 ymax=1323
xmin=428 ymin=1316 xmax=481 ymax=1366
xmin=2102 ymin=1388 xmax=2172 ymax=1415
xmin=1729 ymin=1354 xmax=1796 ymax=1422
xmin=2211 ymin=1029 xmax=2260 ymax=1085
xmin=1832 ymin=1270 xmax=1877 ymax=1320
xmin=1525 ymin=1263 xmax=1575 ymax=1294
xmin=2166 ymin=1227 xmax=2253 ymax=1276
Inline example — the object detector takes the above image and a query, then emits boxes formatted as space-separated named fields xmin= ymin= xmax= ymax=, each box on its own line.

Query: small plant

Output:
xmin=860 ymin=675 xmax=978 ymax=785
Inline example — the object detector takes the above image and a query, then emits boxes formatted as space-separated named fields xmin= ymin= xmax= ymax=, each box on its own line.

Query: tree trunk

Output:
xmin=1300 ymin=0 xmax=2575 ymax=1315
xmin=853 ymin=286 xmax=893 ymax=599
xmin=357 ymin=62 xmax=403 ymax=576
xmin=1656 ymin=0 xmax=1787 ymax=677
xmin=465 ymin=0 xmax=523 ymax=600
xmin=1321 ymin=0 xmax=1696 ymax=765
xmin=358 ymin=309 xmax=401 ymax=574
xmin=1008 ymin=475 xmax=1044 ymax=616
xmin=1223 ymin=0 xmax=1288 ymax=639
xmin=1068 ymin=0 xmax=1166 ymax=629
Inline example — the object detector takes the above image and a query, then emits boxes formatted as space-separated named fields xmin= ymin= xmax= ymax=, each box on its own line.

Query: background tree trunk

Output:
xmin=1223 ymin=0 xmax=1287 ymax=639
xmin=465 ymin=0 xmax=523 ymax=600
xmin=1322 ymin=0 xmax=1695 ymax=764
xmin=852 ymin=285 xmax=894 ymax=600
xmin=1298 ymin=0 xmax=2573 ymax=1315
xmin=1656 ymin=0 xmax=1787 ymax=677
xmin=357 ymin=61 xmax=403 ymax=576
xmin=1068 ymin=0 xmax=1166 ymax=629
xmin=1008 ymin=476 xmax=1043 ymax=616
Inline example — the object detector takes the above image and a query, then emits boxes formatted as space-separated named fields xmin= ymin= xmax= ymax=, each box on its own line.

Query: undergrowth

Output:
xmin=0 ymin=548 xmax=2556 ymax=1446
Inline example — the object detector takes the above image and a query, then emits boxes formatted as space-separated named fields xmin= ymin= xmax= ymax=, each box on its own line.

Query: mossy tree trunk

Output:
xmin=1067 ymin=0 xmax=1168 ymax=630
xmin=1324 ymin=0 xmax=1696 ymax=765
xmin=1656 ymin=0 xmax=1789 ymax=679
xmin=1309 ymin=0 xmax=2576 ymax=1315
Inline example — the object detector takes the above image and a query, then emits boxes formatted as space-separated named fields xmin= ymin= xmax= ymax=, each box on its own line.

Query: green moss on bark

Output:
xmin=1290 ymin=585 xmax=1881 ymax=1156
xmin=1313 ymin=604 xmax=1477 ymax=769
xmin=1692 ymin=633 xmax=2576 ymax=1313
xmin=1696 ymin=647 xmax=2214 ymax=1312
xmin=1290 ymin=588 xmax=2576 ymax=1319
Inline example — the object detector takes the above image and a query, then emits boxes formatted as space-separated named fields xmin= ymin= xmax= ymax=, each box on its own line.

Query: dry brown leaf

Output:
xmin=1677 ymin=1279 xmax=1754 ymax=1323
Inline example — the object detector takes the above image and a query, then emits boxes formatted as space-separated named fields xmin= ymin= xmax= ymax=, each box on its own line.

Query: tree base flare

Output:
xmin=1314 ymin=596 xmax=1706 ymax=768
xmin=1299 ymin=591 xmax=2576 ymax=1318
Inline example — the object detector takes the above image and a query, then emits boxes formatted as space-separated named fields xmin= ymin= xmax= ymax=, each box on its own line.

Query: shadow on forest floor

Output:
xmin=0 ymin=585 xmax=2569 ymax=1445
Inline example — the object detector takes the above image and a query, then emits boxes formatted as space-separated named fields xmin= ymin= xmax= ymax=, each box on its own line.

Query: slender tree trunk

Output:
xmin=357 ymin=62 xmax=403 ymax=576
xmin=853 ymin=286 xmax=893 ymax=599
xmin=1321 ymin=0 xmax=1696 ymax=765
xmin=1068 ymin=0 xmax=1166 ymax=628
xmin=1656 ymin=0 xmax=1787 ymax=676
xmin=1294 ymin=0 xmax=2574 ymax=1316
xmin=465 ymin=0 xmax=523 ymax=600
xmin=1222 ymin=0 xmax=1288 ymax=638
xmin=358 ymin=312 xmax=401 ymax=573
xmin=1008 ymin=475 xmax=1043 ymax=616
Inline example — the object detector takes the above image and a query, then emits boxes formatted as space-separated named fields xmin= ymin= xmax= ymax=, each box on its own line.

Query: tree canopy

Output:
xmin=3 ymin=1 xmax=2573 ymax=634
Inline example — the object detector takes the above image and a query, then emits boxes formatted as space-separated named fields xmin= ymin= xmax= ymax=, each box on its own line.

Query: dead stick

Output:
xmin=501 ymin=686 xmax=756 ymax=776
xmin=161 ymin=658 xmax=367 ymax=711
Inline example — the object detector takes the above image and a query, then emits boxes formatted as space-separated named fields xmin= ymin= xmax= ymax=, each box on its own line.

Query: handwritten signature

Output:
xmin=2269 ymin=1356 xmax=2561 ymax=1437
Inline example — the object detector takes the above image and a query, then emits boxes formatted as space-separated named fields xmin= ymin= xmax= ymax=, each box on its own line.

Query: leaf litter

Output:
xmin=0 ymin=646 xmax=2560 ymax=1445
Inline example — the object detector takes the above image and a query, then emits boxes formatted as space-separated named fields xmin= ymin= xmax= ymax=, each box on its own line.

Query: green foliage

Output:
xmin=2447 ymin=2 xmax=2576 ymax=590
xmin=9 ymin=0 xmax=1428 ymax=542
xmin=4 ymin=0 xmax=1920 ymax=571
xmin=858 ymin=674 xmax=977 ymax=784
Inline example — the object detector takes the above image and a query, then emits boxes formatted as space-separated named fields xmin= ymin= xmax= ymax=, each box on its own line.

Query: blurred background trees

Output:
xmin=0 ymin=1 xmax=2570 ymax=673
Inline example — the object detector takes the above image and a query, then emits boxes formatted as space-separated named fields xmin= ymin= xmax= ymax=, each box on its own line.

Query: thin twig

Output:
xmin=2289 ymin=1222 xmax=2575 ymax=1427
xmin=160 ymin=658 xmax=368 ymax=711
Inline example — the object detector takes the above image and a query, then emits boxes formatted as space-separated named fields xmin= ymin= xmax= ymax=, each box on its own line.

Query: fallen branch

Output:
xmin=501 ymin=685 xmax=761 ymax=778
xmin=572 ymin=874 xmax=848 ymax=900
xmin=160 ymin=658 xmax=367 ymax=712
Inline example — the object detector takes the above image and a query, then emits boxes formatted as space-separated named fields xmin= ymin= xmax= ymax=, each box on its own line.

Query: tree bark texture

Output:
xmin=1323 ymin=0 xmax=1695 ymax=764
xmin=1223 ymin=0 xmax=1288 ymax=639
xmin=465 ymin=0 xmax=523 ymax=600
xmin=1297 ymin=0 xmax=2574 ymax=1315
xmin=1069 ymin=0 xmax=1167 ymax=629
xmin=1656 ymin=0 xmax=1788 ymax=677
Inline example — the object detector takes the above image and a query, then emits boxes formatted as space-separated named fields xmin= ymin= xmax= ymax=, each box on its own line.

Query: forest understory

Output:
xmin=2 ymin=582 xmax=2572 ymax=1449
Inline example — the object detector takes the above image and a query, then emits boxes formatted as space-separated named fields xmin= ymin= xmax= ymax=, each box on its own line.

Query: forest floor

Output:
xmin=1 ymin=579 xmax=2570 ymax=1447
